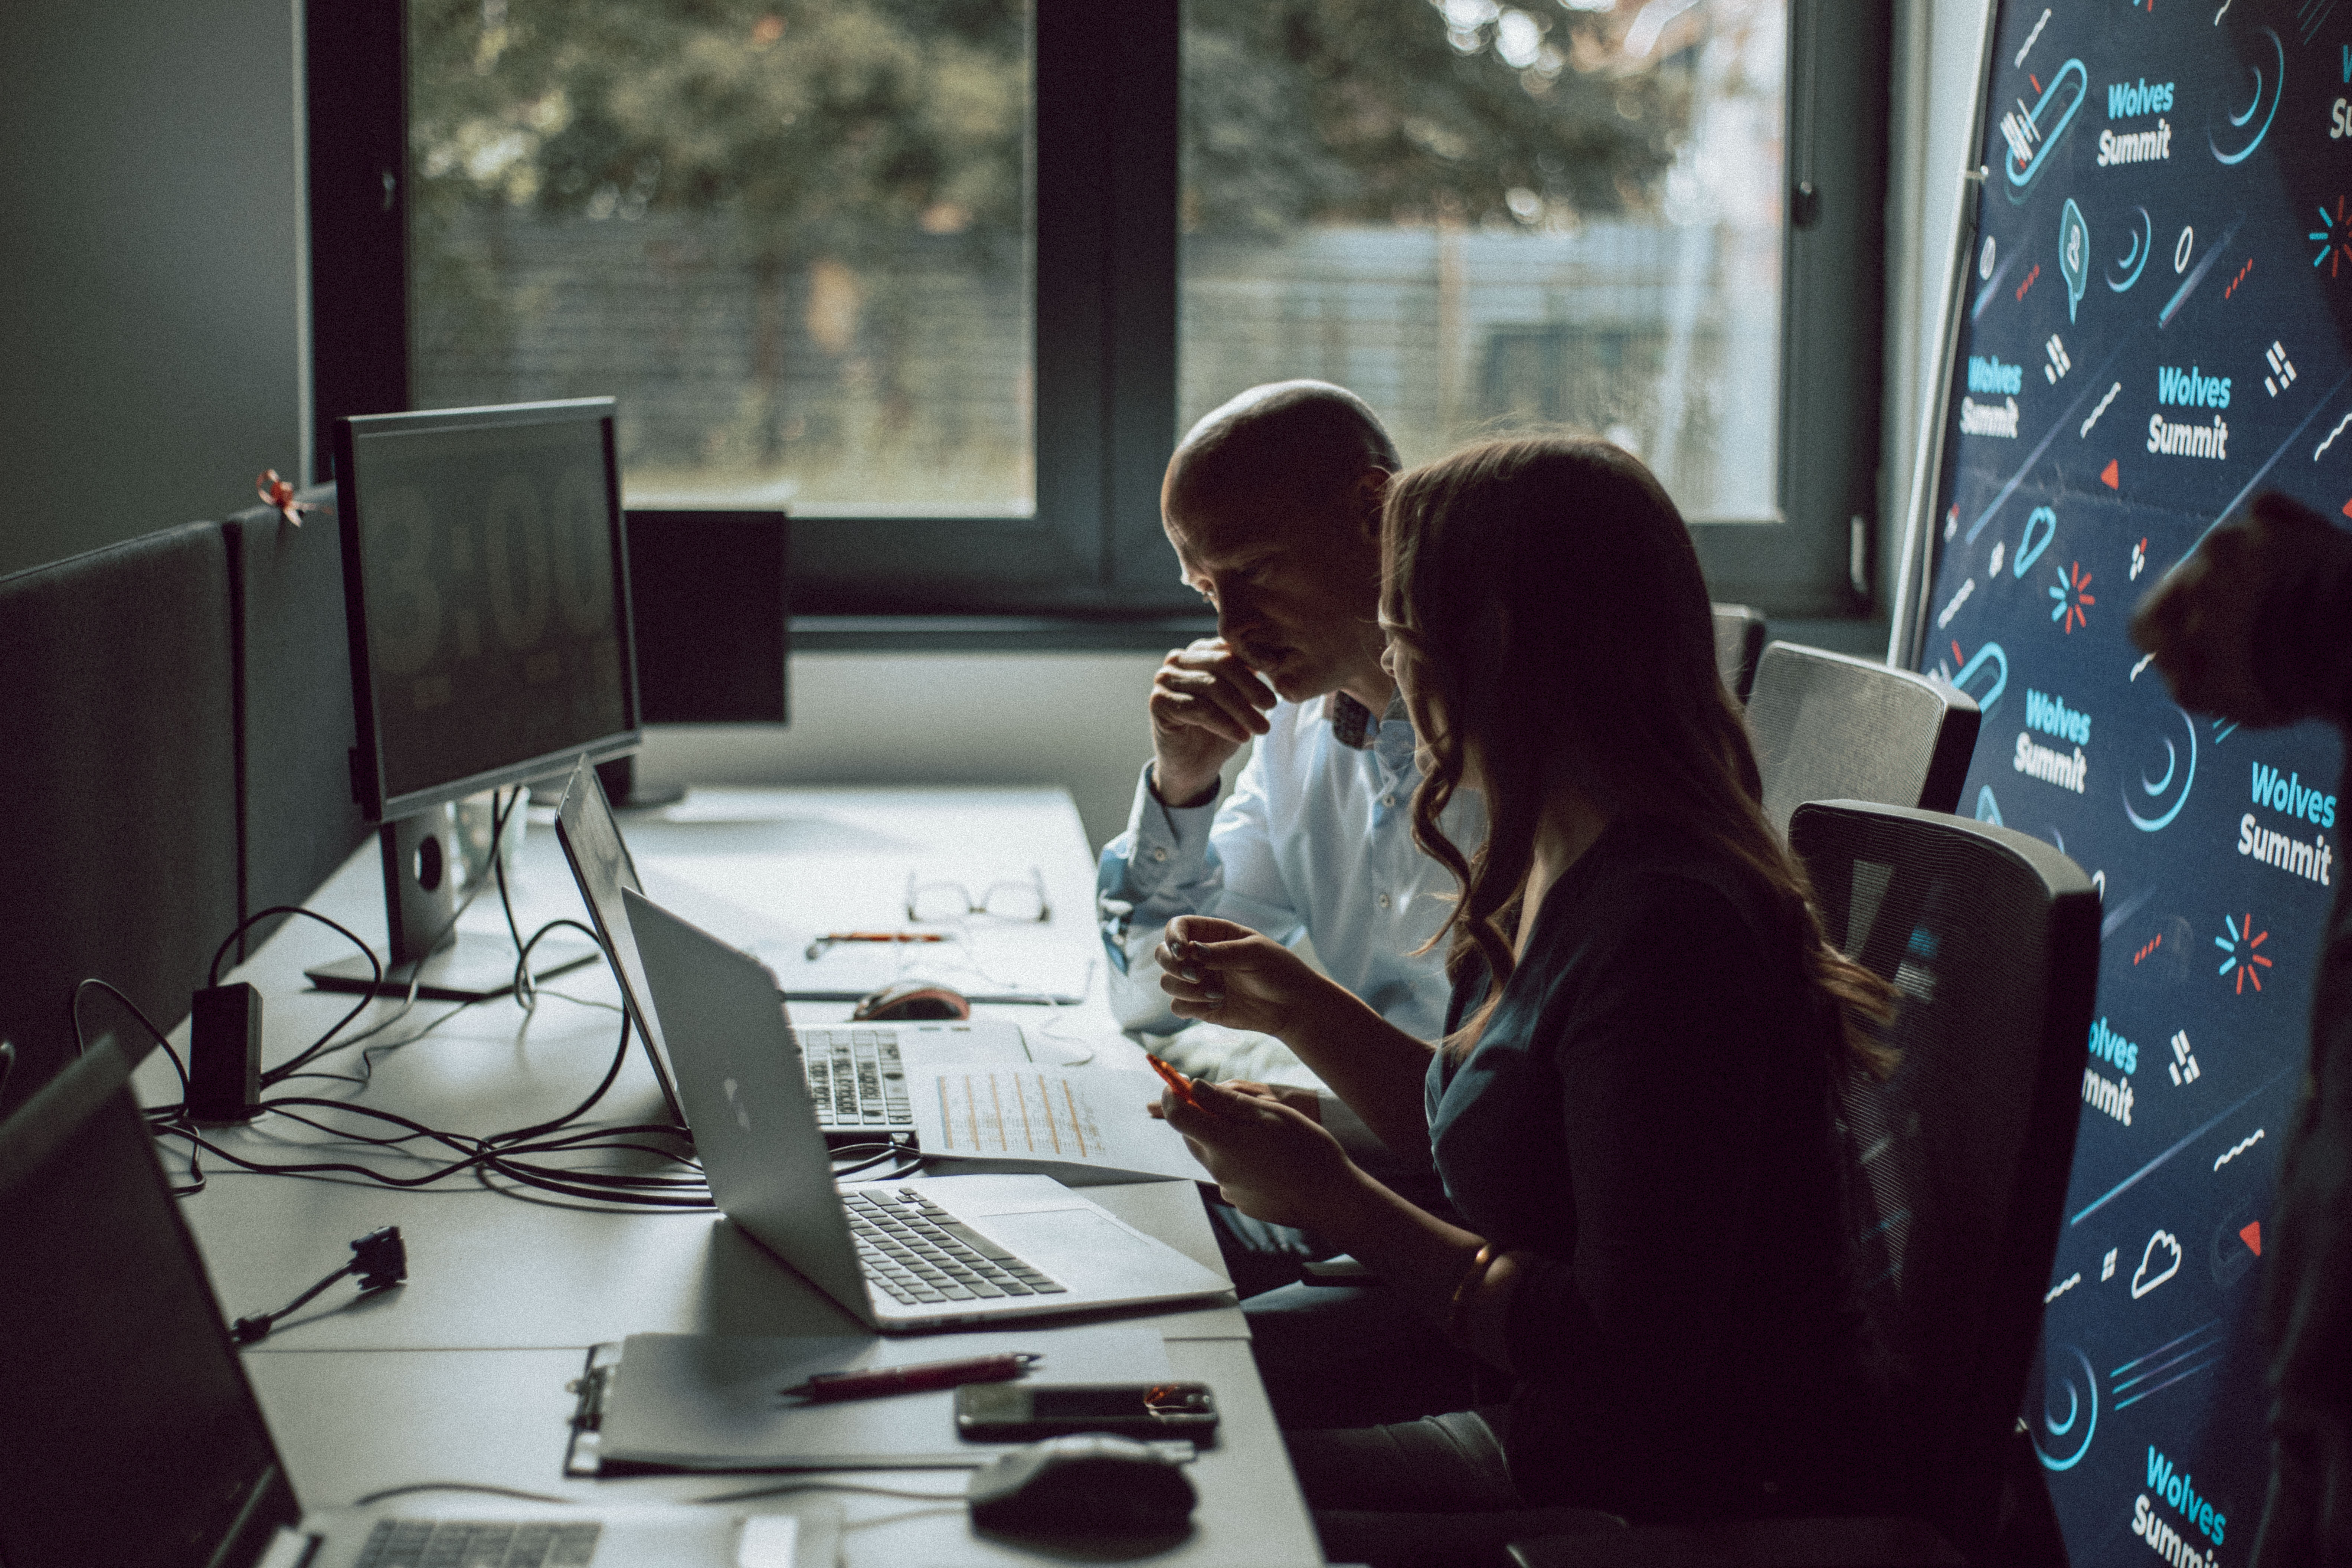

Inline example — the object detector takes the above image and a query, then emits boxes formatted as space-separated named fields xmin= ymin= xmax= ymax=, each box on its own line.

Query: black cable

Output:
xmin=229 ymin=1226 xmax=406 ymax=1343
xmin=204 ymin=906 xmax=385 ymax=1089
xmin=489 ymin=784 xmax=533 ymax=992
xmin=209 ymin=904 xmax=378 ymax=990
xmin=831 ymin=1136 xmax=919 ymax=1179
xmin=509 ymin=917 xmax=607 ymax=1019
xmin=71 ymin=979 xmax=209 ymax=1198
xmin=72 ymin=979 xmax=191 ymax=1103
xmin=350 ymin=1482 xmax=572 ymax=1509
xmin=155 ymin=1119 xmax=712 ymax=1206
xmin=347 ymin=1478 xmax=969 ymax=1510
xmin=138 ymin=836 xmax=710 ymax=1211
xmin=482 ymin=1000 xmax=634 ymax=1149
xmin=259 ymin=877 xmax=495 ymax=1087
xmin=268 ymin=997 xmax=478 ymax=1091
xmin=692 ymin=1478 xmax=967 ymax=1506
xmin=155 ymin=1000 xmax=703 ymax=1205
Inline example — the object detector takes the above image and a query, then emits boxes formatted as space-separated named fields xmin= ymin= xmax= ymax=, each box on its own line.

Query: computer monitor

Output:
xmin=314 ymin=397 xmax=641 ymax=999
xmin=595 ymin=508 xmax=791 ymax=810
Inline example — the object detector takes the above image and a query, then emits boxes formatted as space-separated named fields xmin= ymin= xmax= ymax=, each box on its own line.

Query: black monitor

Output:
xmin=314 ymin=398 xmax=641 ymax=999
xmin=595 ymin=508 xmax=791 ymax=810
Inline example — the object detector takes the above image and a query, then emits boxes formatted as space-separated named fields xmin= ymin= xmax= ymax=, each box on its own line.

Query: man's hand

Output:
xmin=1149 ymin=638 xmax=1276 ymax=806
xmin=2132 ymin=492 xmax=2335 ymax=727
xmin=1154 ymin=915 xmax=1338 ymax=1041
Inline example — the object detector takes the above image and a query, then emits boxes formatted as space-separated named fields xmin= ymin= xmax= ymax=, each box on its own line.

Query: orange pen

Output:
xmin=1144 ymin=1051 xmax=1210 ymax=1114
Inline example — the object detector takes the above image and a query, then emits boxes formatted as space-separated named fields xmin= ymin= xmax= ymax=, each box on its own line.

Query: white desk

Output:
xmin=144 ymin=787 xmax=1318 ymax=1568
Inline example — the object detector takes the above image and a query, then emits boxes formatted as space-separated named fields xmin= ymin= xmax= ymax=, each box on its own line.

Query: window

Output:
xmin=406 ymin=0 xmax=1034 ymax=519
xmin=1180 ymin=0 xmax=1785 ymax=523
xmin=308 ymin=0 xmax=1882 ymax=623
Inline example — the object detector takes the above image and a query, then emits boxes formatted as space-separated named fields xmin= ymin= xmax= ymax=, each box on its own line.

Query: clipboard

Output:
xmin=562 ymin=1328 xmax=1192 ymax=1475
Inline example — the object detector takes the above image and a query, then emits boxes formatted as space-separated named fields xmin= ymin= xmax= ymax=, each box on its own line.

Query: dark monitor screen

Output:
xmin=625 ymin=510 xmax=789 ymax=726
xmin=1908 ymin=7 xmax=2348 ymax=1559
xmin=0 ymin=1048 xmax=297 ymax=1568
xmin=337 ymin=399 xmax=641 ymax=821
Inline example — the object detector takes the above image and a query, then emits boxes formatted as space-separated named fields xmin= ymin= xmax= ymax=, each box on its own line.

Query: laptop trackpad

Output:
xmin=978 ymin=1209 xmax=1165 ymax=1276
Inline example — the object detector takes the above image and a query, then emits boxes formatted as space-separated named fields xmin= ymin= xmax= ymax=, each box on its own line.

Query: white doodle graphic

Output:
xmin=2215 ymin=1129 xmax=2266 ymax=1169
xmin=2131 ymin=1230 xmax=2184 ymax=1299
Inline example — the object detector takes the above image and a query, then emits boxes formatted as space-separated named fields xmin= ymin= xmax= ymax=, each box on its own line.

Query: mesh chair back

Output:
xmin=1791 ymin=801 xmax=2097 ymax=1561
xmin=1710 ymin=603 xmax=1767 ymax=703
xmin=1748 ymin=643 xmax=1980 ymax=838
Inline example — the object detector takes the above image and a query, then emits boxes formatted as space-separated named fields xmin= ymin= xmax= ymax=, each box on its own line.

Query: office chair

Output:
xmin=1745 ymin=644 xmax=1979 ymax=840
xmin=1710 ymin=603 xmax=1768 ymax=704
xmin=1510 ymin=800 xmax=2097 ymax=1568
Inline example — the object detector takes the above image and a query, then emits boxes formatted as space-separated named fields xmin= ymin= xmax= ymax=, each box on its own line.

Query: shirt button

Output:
xmin=1377 ymin=892 xmax=1393 ymax=909
xmin=1380 ymin=793 xmax=1396 ymax=808
xmin=1151 ymin=848 xmax=1167 ymax=862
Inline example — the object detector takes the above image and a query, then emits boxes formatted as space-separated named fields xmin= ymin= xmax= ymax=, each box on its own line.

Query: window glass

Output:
xmin=408 ymin=0 xmax=1034 ymax=517
xmin=1180 ymin=0 xmax=1785 ymax=521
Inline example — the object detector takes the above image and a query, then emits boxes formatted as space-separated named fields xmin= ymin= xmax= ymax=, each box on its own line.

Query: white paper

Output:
xmin=598 ymin=1325 xmax=1168 ymax=1470
xmin=912 ymin=1069 xmax=1207 ymax=1184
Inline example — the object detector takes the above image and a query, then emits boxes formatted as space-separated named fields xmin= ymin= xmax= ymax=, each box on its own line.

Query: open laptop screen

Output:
xmin=552 ymin=756 xmax=686 ymax=1126
xmin=0 ymin=1047 xmax=298 ymax=1568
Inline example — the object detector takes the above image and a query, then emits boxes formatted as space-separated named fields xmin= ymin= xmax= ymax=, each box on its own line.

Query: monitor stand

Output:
xmin=595 ymin=755 xmax=683 ymax=811
xmin=304 ymin=808 xmax=598 ymax=1001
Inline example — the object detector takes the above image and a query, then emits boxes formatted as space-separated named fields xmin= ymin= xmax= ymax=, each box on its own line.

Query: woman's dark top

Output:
xmin=1426 ymin=820 xmax=1888 ymax=1524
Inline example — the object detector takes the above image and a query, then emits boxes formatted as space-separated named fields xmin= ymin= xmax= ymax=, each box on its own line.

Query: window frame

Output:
xmin=306 ymin=0 xmax=1885 ymax=627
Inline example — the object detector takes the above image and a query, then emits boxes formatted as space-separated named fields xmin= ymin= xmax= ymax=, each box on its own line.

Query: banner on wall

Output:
xmin=1914 ymin=3 xmax=2350 ymax=1561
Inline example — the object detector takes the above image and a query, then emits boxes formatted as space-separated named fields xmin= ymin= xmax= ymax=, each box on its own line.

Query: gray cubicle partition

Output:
xmin=222 ymin=497 xmax=369 ymax=960
xmin=0 ymin=523 xmax=241 ymax=1117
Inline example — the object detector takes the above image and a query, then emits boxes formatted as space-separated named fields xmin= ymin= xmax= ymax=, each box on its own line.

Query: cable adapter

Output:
xmin=189 ymin=983 xmax=263 ymax=1122
xmin=231 ymin=1225 xmax=407 ymax=1344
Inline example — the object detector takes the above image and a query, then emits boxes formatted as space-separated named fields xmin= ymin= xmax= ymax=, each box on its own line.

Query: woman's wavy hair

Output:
xmin=1381 ymin=435 xmax=1895 ymax=1075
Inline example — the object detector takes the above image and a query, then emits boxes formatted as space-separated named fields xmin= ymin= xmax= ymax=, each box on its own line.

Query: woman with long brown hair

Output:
xmin=1155 ymin=436 xmax=1897 ymax=1559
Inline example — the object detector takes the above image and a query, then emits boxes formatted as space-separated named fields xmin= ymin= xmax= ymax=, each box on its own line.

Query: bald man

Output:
xmin=1095 ymin=382 xmax=1484 ymax=1313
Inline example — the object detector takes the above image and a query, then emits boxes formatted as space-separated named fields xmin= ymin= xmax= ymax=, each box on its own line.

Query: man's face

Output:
xmin=1164 ymin=488 xmax=1381 ymax=703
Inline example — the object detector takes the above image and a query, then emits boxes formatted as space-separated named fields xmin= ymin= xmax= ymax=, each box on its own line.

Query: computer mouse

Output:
xmin=965 ymin=1434 xmax=1197 ymax=1539
xmin=851 ymin=981 xmax=971 ymax=1021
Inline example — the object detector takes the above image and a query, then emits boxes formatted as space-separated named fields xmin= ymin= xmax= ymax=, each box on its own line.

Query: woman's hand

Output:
xmin=1160 ymin=1078 xmax=1359 ymax=1231
xmin=1145 ymin=1080 xmax=1321 ymax=1122
xmin=1154 ymin=916 xmax=1339 ymax=1040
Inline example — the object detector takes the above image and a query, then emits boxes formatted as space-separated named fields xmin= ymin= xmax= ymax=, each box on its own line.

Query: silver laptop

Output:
xmin=624 ymin=887 xmax=1233 ymax=1330
xmin=552 ymin=757 xmax=1031 ymax=1137
xmin=0 ymin=1045 xmax=838 ymax=1568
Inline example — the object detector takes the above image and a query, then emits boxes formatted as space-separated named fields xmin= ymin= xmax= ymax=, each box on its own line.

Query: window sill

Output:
xmin=791 ymin=615 xmax=1216 ymax=654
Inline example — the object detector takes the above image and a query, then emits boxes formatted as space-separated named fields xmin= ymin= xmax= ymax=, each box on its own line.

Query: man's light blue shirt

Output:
xmin=1095 ymin=690 xmax=1484 ymax=1042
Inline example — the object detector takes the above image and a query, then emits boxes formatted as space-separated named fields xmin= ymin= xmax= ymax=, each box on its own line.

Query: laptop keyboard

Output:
xmin=354 ymin=1519 xmax=600 ymax=1567
xmin=796 ymin=1027 xmax=914 ymax=1130
xmin=844 ymin=1187 xmax=1067 ymax=1304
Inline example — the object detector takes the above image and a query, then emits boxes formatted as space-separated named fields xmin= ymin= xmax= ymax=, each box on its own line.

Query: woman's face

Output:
xmin=1379 ymin=617 xmax=1460 ymax=787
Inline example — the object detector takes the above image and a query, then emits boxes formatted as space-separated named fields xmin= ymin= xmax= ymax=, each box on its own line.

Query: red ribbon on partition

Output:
xmin=255 ymin=469 xmax=311 ymax=527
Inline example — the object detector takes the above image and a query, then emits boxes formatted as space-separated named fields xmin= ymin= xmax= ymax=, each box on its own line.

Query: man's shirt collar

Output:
xmin=1329 ymin=688 xmax=1411 ymax=752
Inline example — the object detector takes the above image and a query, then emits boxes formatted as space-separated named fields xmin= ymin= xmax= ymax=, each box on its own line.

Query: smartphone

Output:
xmin=954 ymin=1381 xmax=1218 ymax=1441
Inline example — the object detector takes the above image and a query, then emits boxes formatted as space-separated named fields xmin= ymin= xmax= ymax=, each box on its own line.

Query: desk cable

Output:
xmin=345 ymin=1479 xmax=968 ymax=1510
xmin=86 ymin=936 xmax=710 ymax=1208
